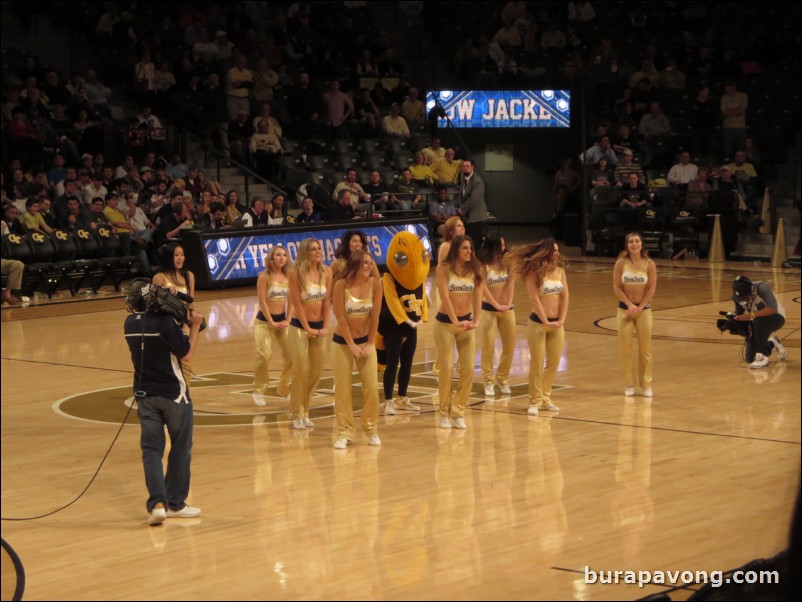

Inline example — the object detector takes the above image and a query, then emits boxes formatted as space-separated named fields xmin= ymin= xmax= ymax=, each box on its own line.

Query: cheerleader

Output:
xmin=331 ymin=251 xmax=383 ymax=448
xmin=252 ymin=246 xmax=293 ymax=405
xmin=506 ymin=238 xmax=568 ymax=416
xmin=477 ymin=234 xmax=516 ymax=398
xmin=330 ymin=230 xmax=381 ymax=280
xmin=613 ymin=232 xmax=656 ymax=396
xmin=434 ymin=234 xmax=483 ymax=429
xmin=287 ymin=238 xmax=332 ymax=429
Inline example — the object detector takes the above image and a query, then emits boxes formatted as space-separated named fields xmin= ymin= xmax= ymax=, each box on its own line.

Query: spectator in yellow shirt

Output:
xmin=400 ymin=87 xmax=425 ymax=132
xmin=409 ymin=151 xmax=437 ymax=186
xmin=103 ymin=193 xmax=134 ymax=233
xmin=381 ymin=103 xmax=410 ymax=139
xmin=20 ymin=197 xmax=54 ymax=235
xmin=421 ymin=137 xmax=446 ymax=168
xmin=434 ymin=148 xmax=463 ymax=185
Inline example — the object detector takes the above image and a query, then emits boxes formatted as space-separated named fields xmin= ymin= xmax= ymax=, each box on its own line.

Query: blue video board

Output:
xmin=199 ymin=221 xmax=432 ymax=283
xmin=426 ymin=90 xmax=570 ymax=128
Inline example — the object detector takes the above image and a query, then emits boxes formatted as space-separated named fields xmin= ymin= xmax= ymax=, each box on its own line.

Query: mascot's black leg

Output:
xmin=397 ymin=328 xmax=417 ymax=397
xmin=382 ymin=328 xmax=404 ymax=415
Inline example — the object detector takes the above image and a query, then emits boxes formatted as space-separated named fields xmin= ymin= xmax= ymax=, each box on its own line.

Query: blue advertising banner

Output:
xmin=198 ymin=221 xmax=432 ymax=284
xmin=426 ymin=90 xmax=571 ymax=128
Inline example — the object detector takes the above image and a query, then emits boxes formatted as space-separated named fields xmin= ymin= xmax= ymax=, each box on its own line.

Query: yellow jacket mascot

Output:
xmin=377 ymin=231 xmax=430 ymax=415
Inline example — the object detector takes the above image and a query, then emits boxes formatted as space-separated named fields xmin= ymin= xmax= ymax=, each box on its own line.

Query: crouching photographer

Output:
xmin=124 ymin=279 xmax=205 ymax=526
xmin=726 ymin=276 xmax=787 ymax=369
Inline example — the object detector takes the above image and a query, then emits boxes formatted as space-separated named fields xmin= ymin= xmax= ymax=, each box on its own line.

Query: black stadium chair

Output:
xmin=364 ymin=154 xmax=389 ymax=171
xmin=359 ymin=139 xmax=383 ymax=156
xmin=635 ymin=209 xmax=665 ymax=255
xmin=332 ymin=139 xmax=356 ymax=154
xmin=95 ymin=227 xmax=137 ymax=291
xmin=72 ymin=228 xmax=108 ymax=293
xmin=670 ymin=210 xmax=700 ymax=256
xmin=1 ymin=233 xmax=45 ymax=296
xmin=335 ymin=150 xmax=362 ymax=171
xmin=391 ymin=151 xmax=414 ymax=171
xmin=49 ymin=230 xmax=89 ymax=296
xmin=589 ymin=188 xmax=623 ymax=256
xmin=386 ymin=137 xmax=410 ymax=156
xmin=308 ymin=169 xmax=337 ymax=191
xmin=306 ymin=154 xmax=333 ymax=172
xmin=280 ymin=138 xmax=300 ymax=156
xmin=24 ymin=232 xmax=64 ymax=297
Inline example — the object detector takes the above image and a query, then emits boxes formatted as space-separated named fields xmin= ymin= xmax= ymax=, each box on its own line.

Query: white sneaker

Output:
xmin=624 ymin=386 xmax=635 ymax=396
xmin=384 ymin=399 xmax=396 ymax=416
xmin=395 ymin=397 xmax=421 ymax=411
xmin=368 ymin=434 xmax=381 ymax=446
xmin=253 ymin=393 xmax=267 ymax=406
xmin=749 ymin=353 xmax=770 ymax=369
xmin=454 ymin=417 xmax=467 ymax=429
xmin=527 ymin=405 xmax=539 ymax=416
xmin=642 ymin=388 xmax=653 ymax=398
xmin=292 ymin=418 xmax=306 ymax=430
xmin=166 ymin=504 xmax=201 ymax=518
xmin=333 ymin=437 xmax=348 ymax=450
xmin=770 ymin=336 xmax=787 ymax=361
xmin=484 ymin=384 xmax=496 ymax=398
xmin=499 ymin=383 xmax=511 ymax=395
xmin=541 ymin=402 xmax=560 ymax=412
xmin=303 ymin=416 xmax=314 ymax=428
xmin=439 ymin=416 xmax=452 ymax=429
xmin=148 ymin=503 xmax=166 ymax=526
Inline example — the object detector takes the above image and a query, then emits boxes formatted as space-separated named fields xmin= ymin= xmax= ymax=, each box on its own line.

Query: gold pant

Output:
xmin=478 ymin=309 xmax=517 ymax=386
xmin=434 ymin=320 xmax=475 ymax=418
xmin=287 ymin=325 xmax=326 ymax=419
xmin=616 ymin=307 xmax=652 ymax=388
xmin=526 ymin=320 xmax=564 ymax=407
xmin=253 ymin=320 xmax=292 ymax=396
xmin=332 ymin=342 xmax=379 ymax=439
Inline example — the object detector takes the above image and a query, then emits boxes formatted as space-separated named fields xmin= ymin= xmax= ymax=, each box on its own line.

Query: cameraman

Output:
xmin=731 ymin=276 xmax=787 ymax=369
xmin=124 ymin=279 xmax=205 ymax=526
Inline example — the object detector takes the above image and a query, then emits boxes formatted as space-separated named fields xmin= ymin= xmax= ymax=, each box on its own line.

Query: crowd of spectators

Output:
xmin=2 ymin=0 xmax=801 ymax=279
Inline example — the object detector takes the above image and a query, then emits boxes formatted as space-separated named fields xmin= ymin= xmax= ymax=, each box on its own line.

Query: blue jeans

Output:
xmin=137 ymin=396 xmax=193 ymax=512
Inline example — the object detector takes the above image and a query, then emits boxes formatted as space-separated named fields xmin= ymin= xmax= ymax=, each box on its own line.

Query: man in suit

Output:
xmin=459 ymin=158 xmax=487 ymax=245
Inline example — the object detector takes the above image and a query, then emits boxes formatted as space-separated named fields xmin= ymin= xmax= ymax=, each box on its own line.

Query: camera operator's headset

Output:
xmin=126 ymin=277 xmax=152 ymax=312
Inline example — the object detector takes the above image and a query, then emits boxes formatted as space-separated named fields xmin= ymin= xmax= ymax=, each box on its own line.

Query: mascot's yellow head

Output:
xmin=387 ymin=231 xmax=430 ymax=290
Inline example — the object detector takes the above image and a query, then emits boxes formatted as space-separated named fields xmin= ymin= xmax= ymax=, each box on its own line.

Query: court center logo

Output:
xmin=54 ymin=364 xmax=550 ymax=425
xmin=54 ymin=372 xmax=337 ymax=426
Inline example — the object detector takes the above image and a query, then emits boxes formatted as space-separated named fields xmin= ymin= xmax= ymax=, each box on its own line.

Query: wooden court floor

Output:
xmin=1 ymin=255 xmax=799 ymax=601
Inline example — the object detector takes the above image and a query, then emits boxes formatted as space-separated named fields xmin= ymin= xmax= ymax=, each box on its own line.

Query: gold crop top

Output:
xmin=448 ymin=270 xmax=475 ymax=295
xmin=344 ymin=281 xmax=373 ymax=319
xmin=485 ymin=266 xmax=509 ymax=289
xmin=301 ymin=280 xmax=327 ymax=302
xmin=160 ymin=275 xmax=188 ymax=295
xmin=266 ymin=280 xmax=289 ymax=300
xmin=621 ymin=265 xmax=648 ymax=286
xmin=539 ymin=278 xmax=563 ymax=296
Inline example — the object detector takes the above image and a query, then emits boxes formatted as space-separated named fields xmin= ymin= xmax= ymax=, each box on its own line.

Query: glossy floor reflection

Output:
xmin=1 ymin=258 xmax=799 ymax=601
